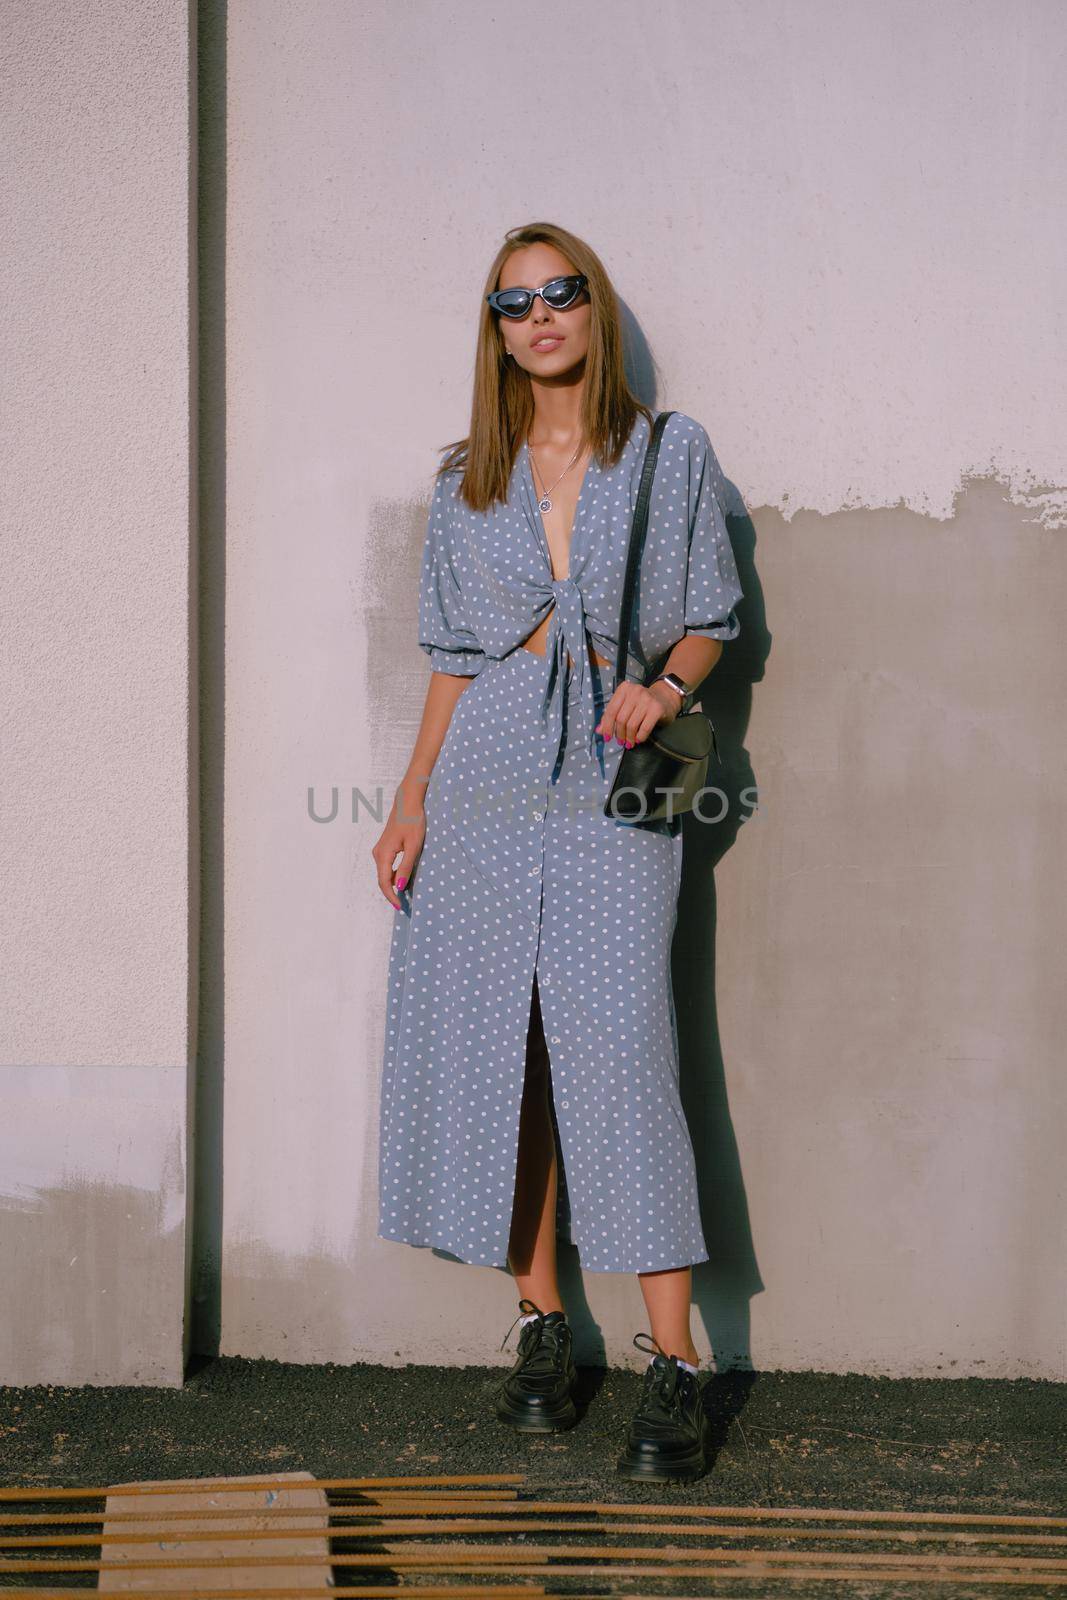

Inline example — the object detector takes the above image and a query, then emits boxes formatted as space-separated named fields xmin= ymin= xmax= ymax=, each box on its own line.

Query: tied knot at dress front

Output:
xmin=378 ymin=411 xmax=744 ymax=1274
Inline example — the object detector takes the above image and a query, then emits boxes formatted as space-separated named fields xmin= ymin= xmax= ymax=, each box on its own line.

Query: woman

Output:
xmin=371 ymin=221 xmax=743 ymax=1482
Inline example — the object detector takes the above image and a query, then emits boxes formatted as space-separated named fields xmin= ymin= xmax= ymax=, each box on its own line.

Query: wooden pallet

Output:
xmin=1 ymin=1469 xmax=1065 ymax=1593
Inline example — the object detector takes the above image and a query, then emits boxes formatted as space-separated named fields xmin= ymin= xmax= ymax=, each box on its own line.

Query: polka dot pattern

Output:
xmin=417 ymin=410 xmax=743 ymax=696
xmin=377 ymin=412 xmax=743 ymax=1275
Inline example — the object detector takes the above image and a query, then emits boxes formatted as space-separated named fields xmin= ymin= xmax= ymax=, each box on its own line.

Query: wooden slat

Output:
xmin=4 ymin=1560 xmax=1067 ymax=1587
xmin=465 ymin=1501 xmax=1067 ymax=1529
xmin=0 ymin=1474 xmax=521 ymax=1501
xmin=4 ymin=1482 xmax=1062 ymax=1530
xmin=351 ymin=1541 xmax=1067 ymax=1574
xmin=5 ymin=1542 xmax=1067 ymax=1575
xmin=5 ymin=1516 xmax=1067 ymax=1550
xmin=3 ymin=1501 xmax=1065 ymax=1540
xmin=0 ymin=1498 xmax=520 ymax=1529
xmin=0 ymin=1589 xmax=545 ymax=1599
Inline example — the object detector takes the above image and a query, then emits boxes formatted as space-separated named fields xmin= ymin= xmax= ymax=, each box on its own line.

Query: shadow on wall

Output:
xmin=189 ymin=0 xmax=228 ymax=1368
xmin=676 ymin=486 xmax=766 ymax=1374
xmin=631 ymin=300 xmax=770 ymax=1375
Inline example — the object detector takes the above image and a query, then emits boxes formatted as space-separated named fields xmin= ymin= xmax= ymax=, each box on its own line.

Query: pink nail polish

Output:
xmin=396 ymin=876 xmax=407 ymax=891
xmin=625 ymin=740 xmax=634 ymax=748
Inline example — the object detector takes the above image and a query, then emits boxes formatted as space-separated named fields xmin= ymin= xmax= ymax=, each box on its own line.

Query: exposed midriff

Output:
xmin=518 ymin=604 xmax=610 ymax=671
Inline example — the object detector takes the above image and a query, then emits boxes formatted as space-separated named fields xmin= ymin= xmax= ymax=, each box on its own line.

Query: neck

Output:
xmin=527 ymin=369 xmax=587 ymax=447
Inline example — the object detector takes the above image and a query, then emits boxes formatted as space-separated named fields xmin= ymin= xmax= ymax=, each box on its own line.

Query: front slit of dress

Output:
xmin=511 ymin=635 xmax=572 ymax=1264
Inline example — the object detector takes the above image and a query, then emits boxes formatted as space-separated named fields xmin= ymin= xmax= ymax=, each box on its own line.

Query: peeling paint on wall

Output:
xmin=764 ymin=470 xmax=1067 ymax=531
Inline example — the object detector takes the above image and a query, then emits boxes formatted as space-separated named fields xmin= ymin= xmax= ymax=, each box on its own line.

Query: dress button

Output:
xmin=550 ymin=1035 xmax=561 ymax=1044
xmin=532 ymin=810 xmax=544 ymax=822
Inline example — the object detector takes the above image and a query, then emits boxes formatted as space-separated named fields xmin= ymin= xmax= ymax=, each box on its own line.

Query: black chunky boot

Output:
xmin=494 ymin=1297 xmax=578 ymax=1433
xmin=616 ymin=1331 xmax=711 ymax=1482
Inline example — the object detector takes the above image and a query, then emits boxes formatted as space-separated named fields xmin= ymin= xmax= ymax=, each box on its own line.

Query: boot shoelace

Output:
xmin=499 ymin=1296 xmax=568 ymax=1376
xmin=632 ymin=1329 xmax=694 ymax=1418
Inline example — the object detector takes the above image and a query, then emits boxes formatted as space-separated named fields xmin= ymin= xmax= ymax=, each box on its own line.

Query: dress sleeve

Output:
xmin=417 ymin=470 xmax=486 ymax=676
xmin=683 ymin=423 xmax=744 ymax=642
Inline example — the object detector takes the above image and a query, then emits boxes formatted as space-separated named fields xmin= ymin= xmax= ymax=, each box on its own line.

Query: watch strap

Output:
xmin=653 ymin=671 xmax=694 ymax=714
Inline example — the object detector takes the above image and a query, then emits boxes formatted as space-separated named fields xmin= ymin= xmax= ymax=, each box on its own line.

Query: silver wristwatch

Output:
xmin=652 ymin=671 xmax=694 ymax=714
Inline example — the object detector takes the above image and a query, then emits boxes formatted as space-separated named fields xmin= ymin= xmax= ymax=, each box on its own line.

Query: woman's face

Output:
xmin=494 ymin=244 xmax=591 ymax=380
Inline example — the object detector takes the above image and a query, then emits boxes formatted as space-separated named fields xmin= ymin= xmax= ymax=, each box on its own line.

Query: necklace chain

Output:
xmin=528 ymin=436 xmax=586 ymax=513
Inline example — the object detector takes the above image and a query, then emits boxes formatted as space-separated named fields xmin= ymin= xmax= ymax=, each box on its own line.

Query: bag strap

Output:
xmin=613 ymin=409 xmax=675 ymax=688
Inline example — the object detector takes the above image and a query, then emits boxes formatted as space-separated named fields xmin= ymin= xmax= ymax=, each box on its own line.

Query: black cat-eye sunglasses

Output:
xmin=486 ymin=273 xmax=588 ymax=320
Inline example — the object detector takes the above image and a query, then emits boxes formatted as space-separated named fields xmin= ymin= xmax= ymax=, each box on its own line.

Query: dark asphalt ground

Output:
xmin=1 ymin=1357 xmax=1065 ymax=1597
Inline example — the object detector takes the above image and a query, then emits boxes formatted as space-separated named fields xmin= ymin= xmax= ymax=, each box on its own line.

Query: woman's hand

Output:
xmin=597 ymin=679 xmax=679 ymax=748
xmin=372 ymin=777 xmax=428 ymax=910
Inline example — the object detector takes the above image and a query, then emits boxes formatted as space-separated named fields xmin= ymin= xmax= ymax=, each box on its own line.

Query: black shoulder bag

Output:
xmin=603 ymin=409 xmax=720 ymax=825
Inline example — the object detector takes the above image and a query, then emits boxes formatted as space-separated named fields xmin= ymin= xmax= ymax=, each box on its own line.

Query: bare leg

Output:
xmin=506 ymin=978 xmax=565 ymax=1315
xmin=638 ymin=1266 xmax=700 ymax=1366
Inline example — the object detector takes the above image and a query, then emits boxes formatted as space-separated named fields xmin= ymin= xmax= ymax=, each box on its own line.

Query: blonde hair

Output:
xmin=439 ymin=221 xmax=653 ymax=512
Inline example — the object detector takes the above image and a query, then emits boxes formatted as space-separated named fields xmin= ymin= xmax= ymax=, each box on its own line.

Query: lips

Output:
xmin=530 ymin=335 xmax=564 ymax=351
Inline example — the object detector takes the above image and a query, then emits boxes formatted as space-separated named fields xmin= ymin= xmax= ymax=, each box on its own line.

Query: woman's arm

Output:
xmin=654 ymin=634 xmax=723 ymax=708
xmin=394 ymin=671 xmax=473 ymax=819
xmin=373 ymin=464 xmax=487 ymax=908
xmin=372 ymin=670 xmax=475 ymax=910
xmin=597 ymin=634 xmax=722 ymax=745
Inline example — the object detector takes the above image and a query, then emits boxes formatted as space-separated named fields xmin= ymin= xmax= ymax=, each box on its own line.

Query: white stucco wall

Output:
xmin=0 ymin=0 xmax=195 ymax=1384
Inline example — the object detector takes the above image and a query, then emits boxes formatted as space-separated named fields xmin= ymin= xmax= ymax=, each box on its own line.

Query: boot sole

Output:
xmin=615 ymin=1443 xmax=707 ymax=1482
xmin=494 ymin=1380 xmax=579 ymax=1433
xmin=616 ymin=1415 xmax=712 ymax=1483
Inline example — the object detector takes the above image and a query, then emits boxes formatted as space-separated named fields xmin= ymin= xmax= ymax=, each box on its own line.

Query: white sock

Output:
xmin=519 ymin=1312 xmax=539 ymax=1326
xmin=649 ymin=1353 xmax=699 ymax=1375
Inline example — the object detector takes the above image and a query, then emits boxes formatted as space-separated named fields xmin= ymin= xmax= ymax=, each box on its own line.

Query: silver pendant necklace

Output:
xmin=528 ymin=437 xmax=585 ymax=513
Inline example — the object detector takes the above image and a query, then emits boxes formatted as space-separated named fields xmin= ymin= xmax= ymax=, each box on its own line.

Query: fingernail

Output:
xmin=396 ymin=876 xmax=407 ymax=891
xmin=625 ymin=740 xmax=634 ymax=748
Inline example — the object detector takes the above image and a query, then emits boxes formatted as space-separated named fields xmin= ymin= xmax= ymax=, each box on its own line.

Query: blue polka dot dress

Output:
xmin=378 ymin=411 xmax=743 ymax=1273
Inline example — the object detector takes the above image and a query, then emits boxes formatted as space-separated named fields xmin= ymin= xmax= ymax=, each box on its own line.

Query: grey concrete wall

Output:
xmin=218 ymin=0 xmax=1066 ymax=1378
xmin=0 ymin=0 xmax=196 ymax=1385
